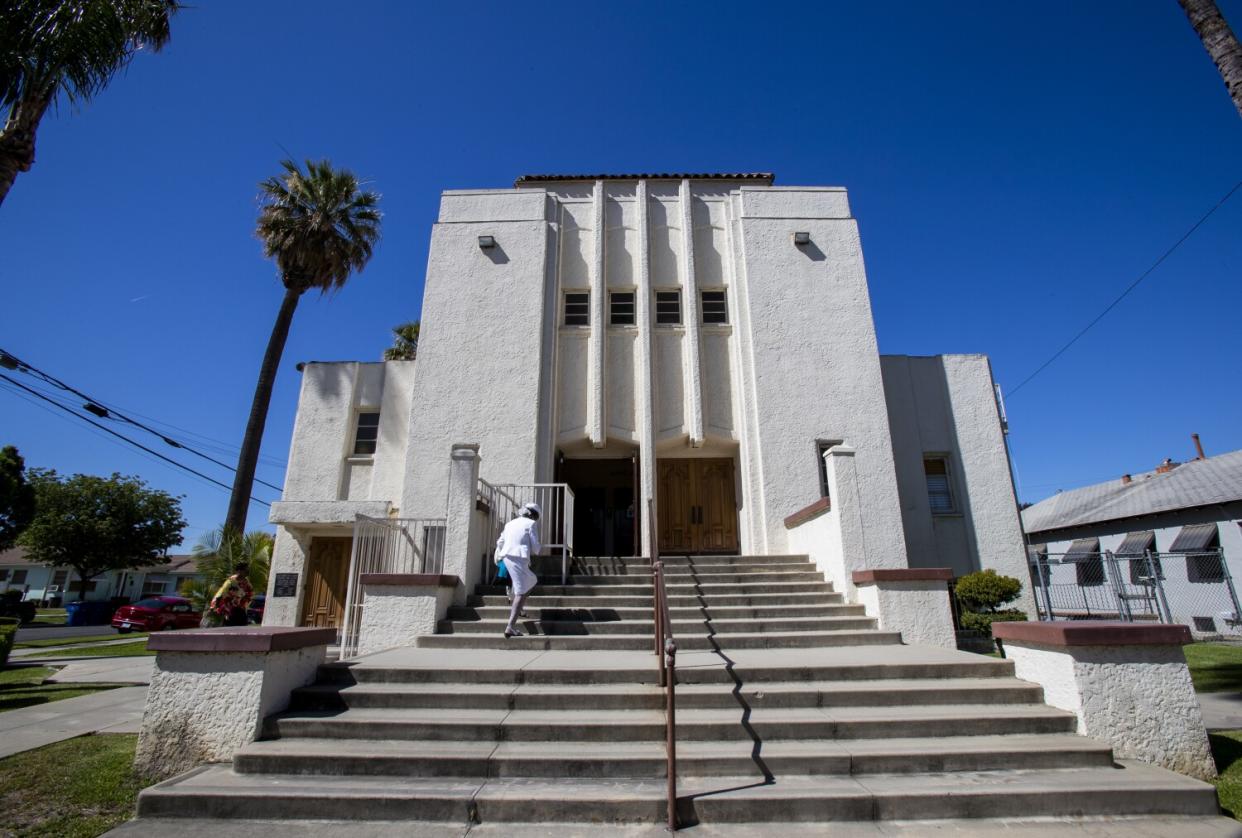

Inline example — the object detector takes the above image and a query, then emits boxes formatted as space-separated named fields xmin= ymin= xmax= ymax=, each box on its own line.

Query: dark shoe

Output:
xmin=504 ymin=627 xmax=524 ymax=638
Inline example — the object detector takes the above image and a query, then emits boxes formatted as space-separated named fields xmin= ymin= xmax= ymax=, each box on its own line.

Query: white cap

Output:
xmin=522 ymin=502 xmax=542 ymax=518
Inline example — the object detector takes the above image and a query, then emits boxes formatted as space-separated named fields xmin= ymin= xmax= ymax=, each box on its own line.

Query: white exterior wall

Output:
xmin=881 ymin=354 xmax=1033 ymax=613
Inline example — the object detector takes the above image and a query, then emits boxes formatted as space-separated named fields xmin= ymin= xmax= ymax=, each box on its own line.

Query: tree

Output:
xmin=0 ymin=446 xmax=36 ymax=551
xmin=1179 ymin=0 xmax=1242 ymax=118
xmin=0 ymin=0 xmax=181 ymax=206
xmin=383 ymin=320 xmax=419 ymax=361
xmin=179 ymin=526 xmax=272 ymax=613
xmin=19 ymin=470 xmax=184 ymax=600
xmin=954 ymin=569 xmax=1027 ymax=637
xmin=225 ymin=159 xmax=382 ymax=534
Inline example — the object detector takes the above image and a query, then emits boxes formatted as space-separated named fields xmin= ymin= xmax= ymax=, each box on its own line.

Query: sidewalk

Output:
xmin=1198 ymin=691 xmax=1242 ymax=731
xmin=0 ymin=685 xmax=147 ymax=758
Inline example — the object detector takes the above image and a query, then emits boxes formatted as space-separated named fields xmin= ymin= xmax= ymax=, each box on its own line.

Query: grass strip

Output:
xmin=16 ymin=632 xmax=147 ymax=649
xmin=1211 ymin=729 xmax=1242 ymax=820
xmin=1185 ymin=642 xmax=1242 ymax=693
xmin=35 ymin=640 xmax=153 ymax=659
xmin=0 ymin=733 xmax=153 ymax=837
xmin=0 ymin=666 xmax=125 ymax=713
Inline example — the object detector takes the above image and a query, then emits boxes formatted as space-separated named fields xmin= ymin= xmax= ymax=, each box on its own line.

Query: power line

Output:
xmin=1006 ymin=179 xmax=1242 ymax=398
xmin=0 ymin=372 xmax=271 ymax=507
xmin=0 ymin=348 xmax=284 ymax=492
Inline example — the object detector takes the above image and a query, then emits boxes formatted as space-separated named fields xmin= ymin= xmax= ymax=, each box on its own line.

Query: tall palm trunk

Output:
xmin=1179 ymin=0 xmax=1242 ymax=118
xmin=226 ymin=286 xmax=302 ymax=534
xmin=0 ymin=90 xmax=53 ymax=207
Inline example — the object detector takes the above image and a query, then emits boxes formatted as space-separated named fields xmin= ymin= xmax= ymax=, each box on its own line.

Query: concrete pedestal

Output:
xmin=993 ymin=621 xmax=1215 ymax=781
xmin=356 ymin=573 xmax=458 ymax=656
xmin=134 ymin=627 xmax=334 ymax=779
xmin=853 ymin=568 xmax=957 ymax=649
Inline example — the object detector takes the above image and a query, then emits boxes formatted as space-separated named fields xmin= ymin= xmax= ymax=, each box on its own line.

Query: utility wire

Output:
xmin=0 ymin=372 xmax=271 ymax=507
xmin=1006 ymin=180 xmax=1242 ymax=398
xmin=0 ymin=348 xmax=283 ymax=492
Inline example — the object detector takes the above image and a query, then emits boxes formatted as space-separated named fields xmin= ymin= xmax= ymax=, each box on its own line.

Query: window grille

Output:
xmin=610 ymin=291 xmax=635 ymax=325
xmin=655 ymin=291 xmax=681 ymax=325
xmin=564 ymin=292 xmax=589 ymax=326
xmin=353 ymin=412 xmax=380 ymax=456
xmin=701 ymin=290 xmax=728 ymax=324
xmin=923 ymin=457 xmax=955 ymax=513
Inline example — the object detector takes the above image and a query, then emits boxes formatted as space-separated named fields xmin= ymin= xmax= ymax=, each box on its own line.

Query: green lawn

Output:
xmin=1211 ymin=730 xmax=1242 ymax=820
xmin=0 ymin=666 xmax=124 ymax=713
xmin=0 ymin=733 xmax=153 ymax=837
xmin=1185 ymin=642 xmax=1242 ymax=693
xmin=35 ymin=640 xmax=153 ymax=659
xmin=16 ymin=631 xmax=147 ymax=649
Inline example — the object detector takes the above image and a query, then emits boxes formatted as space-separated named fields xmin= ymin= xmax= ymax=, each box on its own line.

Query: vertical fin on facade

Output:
xmin=589 ymin=179 xmax=606 ymax=447
xmin=679 ymin=179 xmax=705 ymax=447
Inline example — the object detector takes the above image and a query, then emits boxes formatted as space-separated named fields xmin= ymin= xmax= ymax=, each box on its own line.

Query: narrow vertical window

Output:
xmin=353 ymin=411 xmax=380 ymax=456
xmin=655 ymin=290 xmax=681 ymax=325
xmin=701 ymin=289 xmax=728 ymax=324
xmin=564 ymin=291 xmax=589 ymax=326
xmin=924 ymin=456 xmax=955 ymax=513
xmin=816 ymin=441 xmax=837 ymax=499
xmin=609 ymin=291 xmax=635 ymax=325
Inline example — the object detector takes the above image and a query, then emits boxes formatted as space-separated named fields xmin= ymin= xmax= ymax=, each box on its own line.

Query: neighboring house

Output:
xmin=0 ymin=547 xmax=204 ymax=605
xmin=1022 ymin=447 xmax=1242 ymax=635
xmin=265 ymin=173 xmax=1031 ymax=629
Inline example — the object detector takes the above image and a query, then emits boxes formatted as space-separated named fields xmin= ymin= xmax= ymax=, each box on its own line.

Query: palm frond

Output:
xmin=255 ymin=158 xmax=382 ymax=295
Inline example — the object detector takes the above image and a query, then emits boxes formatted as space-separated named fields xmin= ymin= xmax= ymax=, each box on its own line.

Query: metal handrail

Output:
xmin=648 ymin=499 xmax=678 ymax=831
xmin=482 ymin=481 xmax=575 ymax=584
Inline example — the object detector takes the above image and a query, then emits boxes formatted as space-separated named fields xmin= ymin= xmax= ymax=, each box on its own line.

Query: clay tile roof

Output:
xmin=514 ymin=172 xmax=775 ymax=186
xmin=1022 ymin=448 xmax=1242 ymax=534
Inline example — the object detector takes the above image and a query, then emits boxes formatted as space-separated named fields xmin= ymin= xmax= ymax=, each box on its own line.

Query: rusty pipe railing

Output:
xmin=648 ymin=499 xmax=678 ymax=830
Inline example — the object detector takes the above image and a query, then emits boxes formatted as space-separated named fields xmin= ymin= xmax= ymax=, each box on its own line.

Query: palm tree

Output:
xmin=0 ymin=0 xmax=181 ymax=206
xmin=384 ymin=320 xmax=420 ymax=360
xmin=1179 ymin=0 xmax=1242 ymax=118
xmin=225 ymin=159 xmax=382 ymax=534
xmin=181 ymin=527 xmax=272 ymax=615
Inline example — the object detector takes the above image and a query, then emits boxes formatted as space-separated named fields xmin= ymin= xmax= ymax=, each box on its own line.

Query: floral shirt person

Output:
xmin=210 ymin=573 xmax=253 ymax=624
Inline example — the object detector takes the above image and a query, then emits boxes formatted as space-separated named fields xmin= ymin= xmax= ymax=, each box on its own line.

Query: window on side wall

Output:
xmin=923 ymin=456 xmax=956 ymax=514
xmin=51 ymin=570 xmax=68 ymax=588
xmin=609 ymin=291 xmax=635 ymax=326
xmin=353 ymin=411 xmax=380 ymax=456
xmin=0 ymin=569 xmax=8 ymax=582
xmin=655 ymin=290 xmax=681 ymax=325
xmin=816 ymin=441 xmax=839 ymax=499
xmin=701 ymin=289 xmax=728 ymax=324
xmin=1171 ymin=523 xmax=1223 ymax=583
xmin=564 ymin=291 xmax=589 ymax=326
xmin=11 ymin=569 xmax=27 ymax=585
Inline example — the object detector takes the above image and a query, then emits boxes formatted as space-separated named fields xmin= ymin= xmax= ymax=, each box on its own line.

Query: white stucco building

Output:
xmin=264 ymin=173 xmax=1032 ymax=630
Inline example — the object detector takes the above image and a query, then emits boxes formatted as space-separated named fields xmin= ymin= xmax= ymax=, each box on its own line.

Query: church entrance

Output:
xmin=560 ymin=456 xmax=637 ymax=557
xmin=657 ymin=458 xmax=739 ymax=554
xmin=299 ymin=536 xmax=351 ymax=629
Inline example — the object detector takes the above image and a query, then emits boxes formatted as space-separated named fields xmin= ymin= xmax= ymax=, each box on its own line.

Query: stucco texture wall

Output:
xmin=357 ymin=584 xmax=454 ymax=656
xmin=1007 ymin=641 xmax=1215 ymax=780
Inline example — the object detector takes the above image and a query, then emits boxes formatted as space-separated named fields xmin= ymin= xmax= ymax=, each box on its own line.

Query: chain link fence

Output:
xmin=1029 ymin=549 xmax=1242 ymax=639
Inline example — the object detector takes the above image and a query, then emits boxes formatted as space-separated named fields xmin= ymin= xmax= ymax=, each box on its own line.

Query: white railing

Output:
xmin=340 ymin=515 xmax=447 ymax=658
xmin=480 ymin=481 xmax=575 ymax=585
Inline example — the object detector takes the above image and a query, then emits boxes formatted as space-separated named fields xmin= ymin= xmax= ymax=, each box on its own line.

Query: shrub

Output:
xmin=956 ymin=569 xmax=1022 ymax=613
xmin=960 ymin=609 xmax=1027 ymax=637
xmin=0 ymin=616 xmax=18 ymax=667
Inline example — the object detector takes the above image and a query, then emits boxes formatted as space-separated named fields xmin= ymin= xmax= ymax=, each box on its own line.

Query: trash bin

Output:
xmin=83 ymin=601 xmax=114 ymax=625
xmin=65 ymin=600 xmax=85 ymax=626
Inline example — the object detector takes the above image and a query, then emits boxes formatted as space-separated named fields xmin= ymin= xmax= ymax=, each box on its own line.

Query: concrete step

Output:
xmin=435 ymin=616 xmax=879 ymax=636
xmin=448 ymin=603 xmax=868 ymax=621
xmin=266 ymin=703 xmax=1078 ymax=744
xmin=233 ymin=733 xmax=1113 ymax=779
xmin=414 ymin=629 xmax=901 ymax=651
xmin=558 ymin=571 xmax=828 ymax=585
xmin=136 ymin=761 xmax=1220 ymax=823
xmin=475 ymin=581 xmax=836 ymax=597
xmin=569 ymin=561 xmax=816 ymax=576
xmin=289 ymin=677 xmax=1044 ymax=713
xmin=468 ymin=591 xmax=847 ymax=608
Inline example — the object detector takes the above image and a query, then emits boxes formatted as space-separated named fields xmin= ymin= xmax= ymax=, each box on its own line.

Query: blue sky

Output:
xmin=1 ymin=1 xmax=1239 ymax=547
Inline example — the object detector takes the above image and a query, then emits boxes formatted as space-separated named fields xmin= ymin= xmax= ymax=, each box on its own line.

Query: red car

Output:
xmin=112 ymin=596 xmax=201 ymax=633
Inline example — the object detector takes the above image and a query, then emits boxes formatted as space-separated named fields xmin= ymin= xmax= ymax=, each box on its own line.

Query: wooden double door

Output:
xmin=299 ymin=536 xmax=351 ymax=629
xmin=657 ymin=458 xmax=739 ymax=554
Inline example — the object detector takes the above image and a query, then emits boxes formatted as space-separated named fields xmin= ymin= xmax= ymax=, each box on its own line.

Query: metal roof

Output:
xmin=1022 ymin=448 xmax=1242 ymax=534
xmin=514 ymin=172 xmax=775 ymax=186
xmin=1115 ymin=530 xmax=1155 ymax=556
xmin=1064 ymin=537 xmax=1100 ymax=562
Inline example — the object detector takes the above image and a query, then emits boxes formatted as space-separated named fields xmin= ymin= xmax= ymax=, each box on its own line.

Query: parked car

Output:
xmin=112 ymin=596 xmax=201 ymax=633
xmin=246 ymin=594 xmax=265 ymax=625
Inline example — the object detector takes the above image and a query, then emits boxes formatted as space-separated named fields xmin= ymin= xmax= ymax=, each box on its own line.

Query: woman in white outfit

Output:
xmin=495 ymin=502 xmax=542 ymax=638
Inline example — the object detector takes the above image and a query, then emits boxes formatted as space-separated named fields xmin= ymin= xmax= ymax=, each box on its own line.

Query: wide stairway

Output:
xmin=130 ymin=553 xmax=1230 ymax=834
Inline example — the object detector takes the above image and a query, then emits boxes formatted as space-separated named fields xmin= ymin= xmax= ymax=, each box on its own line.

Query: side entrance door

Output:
xmin=299 ymin=536 xmax=351 ymax=629
xmin=657 ymin=458 xmax=739 ymax=554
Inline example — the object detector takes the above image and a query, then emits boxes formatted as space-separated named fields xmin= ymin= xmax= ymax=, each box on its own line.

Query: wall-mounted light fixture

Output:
xmin=478 ymin=235 xmax=496 ymax=249
xmin=793 ymin=231 xmax=811 ymax=246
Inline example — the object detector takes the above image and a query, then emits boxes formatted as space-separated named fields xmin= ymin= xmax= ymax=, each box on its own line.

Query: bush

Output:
xmin=0 ymin=616 xmax=18 ymax=667
xmin=960 ymin=609 xmax=1027 ymax=637
xmin=956 ymin=569 xmax=1022 ymax=612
